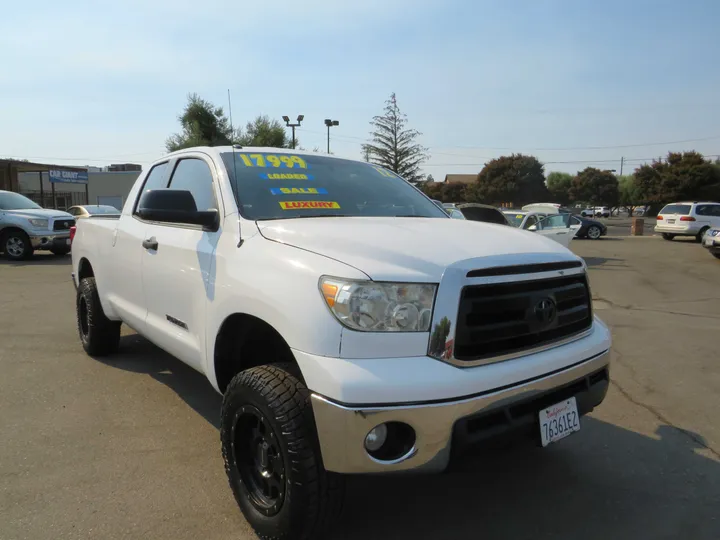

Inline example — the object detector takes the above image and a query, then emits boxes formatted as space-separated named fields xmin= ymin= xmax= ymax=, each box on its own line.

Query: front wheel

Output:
xmin=221 ymin=364 xmax=344 ymax=540
xmin=2 ymin=231 xmax=33 ymax=260
xmin=587 ymin=225 xmax=602 ymax=240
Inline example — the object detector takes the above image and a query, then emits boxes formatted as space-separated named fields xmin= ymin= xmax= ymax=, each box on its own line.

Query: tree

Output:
xmin=474 ymin=154 xmax=549 ymax=206
xmin=361 ymin=93 xmax=429 ymax=183
xmin=440 ymin=183 xmax=468 ymax=203
xmin=546 ymin=172 xmax=573 ymax=205
xmin=420 ymin=181 xmax=444 ymax=200
xmin=617 ymin=175 xmax=644 ymax=216
xmin=426 ymin=174 xmax=435 ymax=183
xmin=236 ymin=115 xmax=292 ymax=148
xmin=634 ymin=151 xmax=720 ymax=205
xmin=569 ymin=168 xmax=619 ymax=206
xmin=166 ymin=93 xmax=233 ymax=152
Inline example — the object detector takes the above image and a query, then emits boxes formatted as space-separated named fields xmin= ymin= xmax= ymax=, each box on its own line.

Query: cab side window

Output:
xmin=538 ymin=214 xmax=568 ymax=230
xmin=135 ymin=162 xmax=170 ymax=213
xmin=167 ymin=159 xmax=218 ymax=212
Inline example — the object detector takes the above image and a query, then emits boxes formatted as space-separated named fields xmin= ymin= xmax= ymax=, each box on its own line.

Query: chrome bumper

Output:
xmin=311 ymin=349 xmax=610 ymax=474
xmin=29 ymin=233 xmax=70 ymax=249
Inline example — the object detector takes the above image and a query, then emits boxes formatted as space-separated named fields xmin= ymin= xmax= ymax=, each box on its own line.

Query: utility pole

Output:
xmin=282 ymin=115 xmax=304 ymax=149
xmin=324 ymin=119 xmax=339 ymax=153
xmin=619 ymin=156 xmax=624 ymax=176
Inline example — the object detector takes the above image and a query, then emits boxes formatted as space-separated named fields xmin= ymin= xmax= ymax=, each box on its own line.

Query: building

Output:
xmin=108 ymin=163 xmax=142 ymax=172
xmin=18 ymin=169 xmax=141 ymax=211
xmin=443 ymin=174 xmax=477 ymax=184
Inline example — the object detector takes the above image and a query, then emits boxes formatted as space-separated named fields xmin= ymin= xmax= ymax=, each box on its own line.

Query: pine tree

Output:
xmin=362 ymin=93 xmax=429 ymax=183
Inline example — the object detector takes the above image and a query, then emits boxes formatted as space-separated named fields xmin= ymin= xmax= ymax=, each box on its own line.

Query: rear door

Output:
xmin=533 ymin=214 xmax=575 ymax=248
xmin=657 ymin=203 xmax=692 ymax=230
xmin=694 ymin=204 xmax=720 ymax=230
xmin=139 ymin=153 xmax=223 ymax=373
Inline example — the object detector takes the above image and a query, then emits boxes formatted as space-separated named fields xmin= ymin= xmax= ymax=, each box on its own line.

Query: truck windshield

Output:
xmin=0 ymin=192 xmax=42 ymax=210
xmin=220 ymin=152 xmax=448 ymax=221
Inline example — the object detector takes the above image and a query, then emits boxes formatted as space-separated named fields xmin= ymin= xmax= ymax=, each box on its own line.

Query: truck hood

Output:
xmin=257 ymin=217 xmax=581 ymax=281
xmin=2 ymin=208 xmax=73 ymax=220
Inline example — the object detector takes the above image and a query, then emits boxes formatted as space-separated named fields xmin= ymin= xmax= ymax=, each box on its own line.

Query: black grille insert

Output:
xmin=454 ymin=274 xmax=592 ymax=361
xmin=53 ymin=219 xmax=75 ymax=231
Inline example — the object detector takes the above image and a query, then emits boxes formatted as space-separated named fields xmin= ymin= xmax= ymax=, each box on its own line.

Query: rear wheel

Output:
xmin=587 ymin=225 xmax=602 ymax=240
xmin=221 ymin=364 xmax=344 ymax=540
xmin=662 ymin=233 xmax=675 ymax=241
xmin=76 ymin=277 xmax=121 ymax=356
xmin=2 ymin=231 xmax=33 ymax=260
xmin=696 ymin=227 xmax=710 ymax=243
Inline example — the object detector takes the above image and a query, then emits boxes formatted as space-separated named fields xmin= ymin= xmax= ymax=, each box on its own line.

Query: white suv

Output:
xmin=654 ymin=202 xmax=720 ymax=242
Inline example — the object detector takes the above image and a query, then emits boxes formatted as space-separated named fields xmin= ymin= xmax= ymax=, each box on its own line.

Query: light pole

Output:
xmin=324 ymin=119 xmax=339 ymax=153
xmin=282 ymin=115 xmax=304 ymax=149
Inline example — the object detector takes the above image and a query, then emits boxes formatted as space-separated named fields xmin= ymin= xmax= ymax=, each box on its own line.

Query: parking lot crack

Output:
xmin=609 ymin=378 xmax=720 ymax=460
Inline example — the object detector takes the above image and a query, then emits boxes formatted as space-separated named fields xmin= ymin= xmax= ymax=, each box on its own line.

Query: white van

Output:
xmin=655 ymin=202 xmax=720 ymax=241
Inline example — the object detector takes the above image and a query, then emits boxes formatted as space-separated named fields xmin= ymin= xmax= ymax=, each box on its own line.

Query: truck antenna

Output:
xmin=228 ymin=89 xmax=244 ymax=247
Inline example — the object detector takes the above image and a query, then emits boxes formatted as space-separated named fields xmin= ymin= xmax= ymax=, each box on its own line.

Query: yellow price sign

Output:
xmin=279 ymin=201 xmax=340 ymax=210
xmin=372 ymin=166 xmax=397 ymax=178
xmin=238 ymin=153 xmax=308 ymax=169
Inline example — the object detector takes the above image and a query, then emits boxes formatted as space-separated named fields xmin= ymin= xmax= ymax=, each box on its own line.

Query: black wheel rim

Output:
xmin=232 ymin=405 xmax=285 ymax=516
xmin=79 ymin=296 xmax=89 ymax=338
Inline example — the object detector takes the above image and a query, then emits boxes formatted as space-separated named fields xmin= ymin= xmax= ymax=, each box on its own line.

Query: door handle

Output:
xmin=142 ymin=237 xmax=158 ymax=250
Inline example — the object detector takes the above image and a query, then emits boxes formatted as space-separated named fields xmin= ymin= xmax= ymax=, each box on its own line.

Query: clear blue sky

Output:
xmin=2 ymin=0 xmax=719 ymax=178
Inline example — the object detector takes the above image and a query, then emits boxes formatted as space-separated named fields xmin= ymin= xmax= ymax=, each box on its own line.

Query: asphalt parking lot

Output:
xmin=1 ymin=237 xmax=719 ymax=540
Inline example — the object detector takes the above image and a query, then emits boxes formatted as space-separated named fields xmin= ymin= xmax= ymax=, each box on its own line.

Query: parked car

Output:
xmin=654 ymin=202 xmax=720 ymax=242
xmin=456 ymin=203 xmax=510 ymax=225
xmin=0 ymin=190 xmax=75 ymax=260
xmin=580 ymin=207 xmax=610 ymax=218
xmin=71 ymin=146 xmax=611 ymax=539
xmin=571 ymin=215 xmax=607 ymax=240
xmin=67 ymin=204 xmax=121 ymax=219
xmin=525 ymin=213 xmax=582 ymax=248
xmin=503 ymin=209 xmax=550 ymax=230
xmin=446 ymin=207 xmax=466 ymax=219
xmin=701 ymin=227 xmax=720 ymax=259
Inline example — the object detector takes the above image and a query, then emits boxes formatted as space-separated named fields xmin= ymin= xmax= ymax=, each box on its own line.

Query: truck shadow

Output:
xmin=103 ymin=333 xmax=720 ymax=540
xmin=102 ymin=333 xmax=222 ymax=428
xmin=336 ymin=422 xmax=720 ymax=540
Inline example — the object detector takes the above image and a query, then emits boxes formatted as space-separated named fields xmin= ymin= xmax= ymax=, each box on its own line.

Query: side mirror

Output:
xmin=137 ymin=190 xmax=219 ymax=231
xmin=528 ymin=225 xmax=537 ymax=231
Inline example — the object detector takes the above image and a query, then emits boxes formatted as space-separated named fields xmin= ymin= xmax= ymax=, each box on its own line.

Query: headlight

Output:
xmin=28 ymin=219 xmax=49 ymax=228
xmin=319 ymin=277 xmax=436 ymax=332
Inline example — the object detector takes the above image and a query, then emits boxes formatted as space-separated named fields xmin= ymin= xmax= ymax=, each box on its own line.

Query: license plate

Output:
xmin=666 ymin=219 xmax=675 ymax=224
xmin=539 ymin=397 xmax=580 ymax=447
xmin=66 ymin=239 xmax=71 ymax=245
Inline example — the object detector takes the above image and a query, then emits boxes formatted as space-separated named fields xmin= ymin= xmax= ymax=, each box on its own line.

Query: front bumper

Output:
xmin=29 ymin=232 xmax=71 ymax=250
xmin=311 ymin=349 xmax=610 ymax=474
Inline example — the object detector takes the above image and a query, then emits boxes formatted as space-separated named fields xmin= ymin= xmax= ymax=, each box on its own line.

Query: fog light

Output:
xmin=364 ymin=424 xmax=388 ymax=452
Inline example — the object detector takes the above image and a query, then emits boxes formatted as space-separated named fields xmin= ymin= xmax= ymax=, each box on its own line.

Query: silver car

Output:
xmin=702 ymin=227 xmax=720 ymax=259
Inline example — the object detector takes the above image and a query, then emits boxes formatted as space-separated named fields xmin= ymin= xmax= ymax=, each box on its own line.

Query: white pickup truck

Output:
xmin=71 ymin=147 xmax=611 ymax=540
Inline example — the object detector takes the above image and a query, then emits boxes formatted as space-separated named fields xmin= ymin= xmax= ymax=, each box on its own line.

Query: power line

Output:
xmin=297 ymin=127 xmax=720 ymax=153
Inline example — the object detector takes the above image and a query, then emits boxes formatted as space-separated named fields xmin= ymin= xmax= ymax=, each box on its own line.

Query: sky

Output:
xmin=2 ymin=0 xmax=720 ymax=179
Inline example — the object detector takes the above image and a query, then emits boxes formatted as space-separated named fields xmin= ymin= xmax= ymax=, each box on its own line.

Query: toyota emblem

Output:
xmin=534 ymin=297 xmax=557 ymax=325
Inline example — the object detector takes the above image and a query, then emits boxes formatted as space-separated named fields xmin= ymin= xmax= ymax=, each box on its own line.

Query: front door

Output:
xmin=533 ymin=214 xmax=578 ymax=248
xmin=106 ymin=161 xmax=171 ymax=332
xmin=139 ymin=155 xmax=223 ymax=373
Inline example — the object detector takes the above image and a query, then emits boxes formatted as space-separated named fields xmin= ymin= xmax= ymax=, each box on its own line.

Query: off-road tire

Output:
xmin=221 ymin=364 xmax=344 ymax=540
xmin=2 ymin=230 xmax=33 ymax=260
xmin=76 ymin=277 xmax=121 ymax=356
